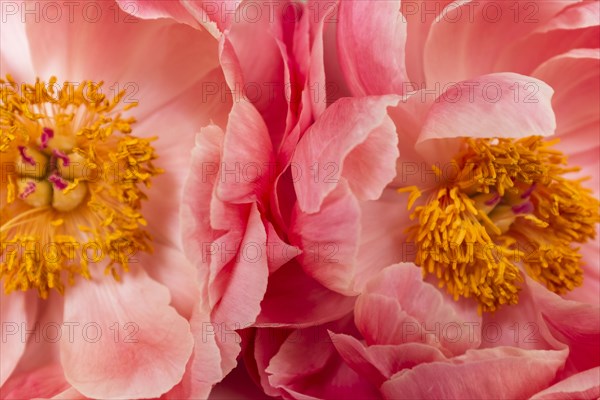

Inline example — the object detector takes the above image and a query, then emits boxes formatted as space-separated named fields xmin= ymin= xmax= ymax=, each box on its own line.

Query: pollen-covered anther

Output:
xmin=1 ymin=75 xmax=161 ymax=297
xmin=400 ymin=136 xmax=600 ymax=312
xmin=17 ymin=178 xmax=52 ymax=207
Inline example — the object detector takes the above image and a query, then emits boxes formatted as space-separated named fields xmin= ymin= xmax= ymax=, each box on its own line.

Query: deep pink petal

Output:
xmin=266 ymin=318 xmax=380 ymax=399
xmin=256 ymin=260 xmax=356 ymax=328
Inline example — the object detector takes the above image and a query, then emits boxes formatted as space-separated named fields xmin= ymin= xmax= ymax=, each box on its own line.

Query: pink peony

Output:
xmin=0 ymin=1 xmax=232 ymax=398
xmin=247 ymin=1 xmax=599 ymax=398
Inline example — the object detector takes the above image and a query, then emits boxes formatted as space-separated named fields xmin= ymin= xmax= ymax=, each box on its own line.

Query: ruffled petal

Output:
xmin=289 ymin=180 xmax=360 ymax=295
xmin=292 ymin=96 xmax=400 ymax=213
xmin=355 ymin=264 xmax=481 ymax=356
xmin=256 ymin=260 xmax=356 ymax=328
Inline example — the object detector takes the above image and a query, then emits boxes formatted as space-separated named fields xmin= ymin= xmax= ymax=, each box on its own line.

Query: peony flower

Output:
xmin=0 ymin=1 xmax=232 ymax=398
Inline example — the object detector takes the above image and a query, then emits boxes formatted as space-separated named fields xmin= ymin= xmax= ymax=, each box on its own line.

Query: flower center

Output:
xmin=399 ymin=136 xmax=599 ymax=312
xmin=1 ymin=76 xmax=161 ymax=298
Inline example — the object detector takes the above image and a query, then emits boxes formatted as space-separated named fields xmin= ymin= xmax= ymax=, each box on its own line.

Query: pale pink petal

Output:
xmin=380 ymin=347 xmax=568 ymax=399
xmin=417 ymin=73 xmax=556 ymax=162
xmin=256 ymin=261 xmax=356 ymax=328
xmin=0 ymin=8 xmax=35 ymax=81
xmin=424 ymin=0 xmax=573 ymax=86
xmin=531 ymin=367 xmax=600 ymax=400
xmin=25 ymin=1 xmax=219 ymax=121
xmin=354 ymin=188 xmax=414 ymax=292
xmin=400 ymin=0 xmax=453 ymax=85
xmin=163 ymin=302 xmax=238 ymax=399
xmin=1 ymin=364 xmax=70 ymax=400
xmin=116 ymin=0 xmax=202 ymax=29
xmin=566 ymin=232 xmax=600 ymax=304
xmin=289 ymin=180 xmax=360 ymax=295
xmin=140 ymin=243 xmax=199 ymax=320
xmin=337 ymin=0 xmax=408 ymax=96
xmin=0 ymin=293 xmax=37 ymax=386
xmin=480 ymin=279 xmax=564 ymax=351
xmin=293 ymin=95 xmax=400 ymax=213
xmin=181 ymin=125 xmax=225 ymax=273
xmin=496 ymin=1 xmax=600 ymax=75
xmin=532 ymin=49 xmax=600 ymax=156
xmin=356 ymin=264 xmax=481 ymax=356
xmin=60 ymin=269 xmax=194 ymax=399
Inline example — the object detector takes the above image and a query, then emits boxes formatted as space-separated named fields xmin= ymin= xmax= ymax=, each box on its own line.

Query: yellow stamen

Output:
xmin=1 ymin=76 xmax=161 ymax=298
xmin=400 ymin=137 xmax=599 ymax=312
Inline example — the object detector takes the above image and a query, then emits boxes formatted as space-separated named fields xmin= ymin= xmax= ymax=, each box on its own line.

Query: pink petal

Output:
xmin=532 ymin=49 xmax=600 ymax=156
xmin=25 ymin=1 xmax=220 ymax=121
xmin=496 ymin=2 xmax=600 ymax=75
xmin=293 ymin=96 xmax=400 ymax=213
xmin=329 ymin=333 xmax=447 ymax=387
xmin=141 ymin=243 xmax=199 ymax=320
xmin=0 ymin=9 xmax=35 ymax=81
xmin=531 ymin=367 xmax=600 ymax=399
xmin=181 ymin=125 xmax=225 ymax=272
xmin=60 ymin=269 xmax=194 ymax=399
xmin=423 ymin=0 xmax=573 ymax=86
xmin=163 ymin=302 xmax=239 ymax=399
xmin=216 ymin=100 xmax=274 ymax=204
xmin=337 ymin=0 xmax=408 ymax=96
xmin=1 ymin=364 xmax=70 ymax=400
xmin=116 ymin=0 xmax=203 ymax=30
xmin=289 ymin=180 xmax=360 ymax=295
xmin=416 ymin=73 xmax=556 ymax=162
xmin=355 ymin=188 xmax=414 ymax=292
xmin=266 ymin=318 xmax=380 ymax=399
xmin=355 ymin=264 xmax=481 ymax=356
xmin=527 ymin=278 xmax=600 ymax=375
xmin=0 ymin=293 xmax=37 ymax=386
xmin=256 ymin=260 xmax=356 ymax=328
xmin=381 ymin=347 xmax=568 ymax=399
xmin=211 ymin=204 xmax=269 ymax=329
